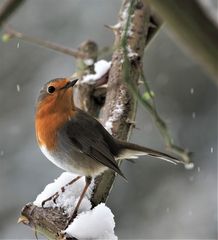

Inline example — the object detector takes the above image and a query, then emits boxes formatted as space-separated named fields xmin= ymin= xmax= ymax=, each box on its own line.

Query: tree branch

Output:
xmin=0 ymin=0 xmax=25 ymax=27
xmin=91 ymin=0 xmax=151 ymax=206
xmin=146 ymin=0 xmax=218 ymax=83
xmin=3 ymin=25 xmax=86 ymax=58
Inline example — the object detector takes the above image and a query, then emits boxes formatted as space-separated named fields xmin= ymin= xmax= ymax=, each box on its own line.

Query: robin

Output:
xmin=35 ymin=77 xmax=180 ymax=223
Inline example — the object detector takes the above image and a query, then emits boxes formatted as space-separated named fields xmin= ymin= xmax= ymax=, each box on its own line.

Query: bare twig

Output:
xmin=0 ymin=0 xmax=25 ymax=27
xmin=146 ymin=0 xmax=218 ymax=83
xmin=3 ymin=25 xmax=86 ymax=58
xmin=3 ymin=25 xmax=115 ymax=62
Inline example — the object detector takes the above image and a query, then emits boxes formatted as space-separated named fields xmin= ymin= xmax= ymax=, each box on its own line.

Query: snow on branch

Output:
xmin=33 ymin=173 xmax=117 ymax=239
xmin=65 ymin=203 xmax=117 ymax=239
xmin=81 ymin=60 xmax=111 ymax=84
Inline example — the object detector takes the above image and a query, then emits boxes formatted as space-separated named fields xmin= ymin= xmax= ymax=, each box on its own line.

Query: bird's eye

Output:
xmin=47 ymin=85 xmax=56 ymax=94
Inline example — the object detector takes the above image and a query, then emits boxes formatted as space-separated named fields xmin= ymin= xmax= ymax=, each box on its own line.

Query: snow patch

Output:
xmin=81 ymin=60 xmax=111 ymax=84
xmin=127 ymin=45 xmax=138 ymax=58
xmin=34 ymin=172 xmax=92 ymax=215
xmin=120 ymin=2 xmax=135 ymax=39
xmin=185 ymin=162 xmax=195 ymax=170
xmin=65 ymin=203 xmax=117 ymax=240
xmin=34 ymin=172 xmax=117 ymax=239
xmin=121 ymin=2 xmax=130 ymax=21
xmin=104 ymin=102 xmax=124 ymax=134
xmin=84 ymin=58 xmax=94 ymax=66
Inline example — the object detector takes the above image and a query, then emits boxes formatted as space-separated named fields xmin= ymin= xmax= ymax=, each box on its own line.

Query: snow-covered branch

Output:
xmin=31 ymin=173 xmax=117 ymax=239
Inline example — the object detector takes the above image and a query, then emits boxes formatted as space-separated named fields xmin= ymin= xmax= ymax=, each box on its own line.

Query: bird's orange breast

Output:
xmin=35 ymin=100 xmax=75 ymax=150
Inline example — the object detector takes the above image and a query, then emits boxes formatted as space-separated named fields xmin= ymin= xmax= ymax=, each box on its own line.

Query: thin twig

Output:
xmin=3 ymin=25 xmax=86 ymax=58
xmin=3 ymin=25 xmax=114 ymax=60
xmin=0 ymin=0 xmax=25 ymax=27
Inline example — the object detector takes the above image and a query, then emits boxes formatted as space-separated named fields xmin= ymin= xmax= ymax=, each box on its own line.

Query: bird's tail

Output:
xmin=116 ymin=140 xmax=181 ymax=165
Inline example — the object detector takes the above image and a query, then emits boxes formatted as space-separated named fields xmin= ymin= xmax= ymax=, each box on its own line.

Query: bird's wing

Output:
xmin=65 ymin=109 xmax=125 ymax=178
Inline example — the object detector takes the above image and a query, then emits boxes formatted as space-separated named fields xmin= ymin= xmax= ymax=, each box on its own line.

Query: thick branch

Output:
xmin=146 ymin=0 xmax=218 ymax=83
xmin=0 ymin=0 xmax=25 ymax=27
xmin=19 ymin=204 xmax=71 ymax=240
xmin=91 ymin=0 xmax=151 ymax=206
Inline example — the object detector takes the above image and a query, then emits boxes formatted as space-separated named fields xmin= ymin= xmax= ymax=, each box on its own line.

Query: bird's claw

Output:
xmin=67 ymin=210 xmax=78 ymax=226
xmin=41 ymin=192 xmax=59 ymax=208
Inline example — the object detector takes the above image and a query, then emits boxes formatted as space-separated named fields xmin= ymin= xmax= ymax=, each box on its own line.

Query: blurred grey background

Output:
xmin=0 ymin=0 xmax=217 ymax=239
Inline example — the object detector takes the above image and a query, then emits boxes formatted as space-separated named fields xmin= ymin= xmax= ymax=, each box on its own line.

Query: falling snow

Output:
xmin=16 ymin=84 xmax=20 ymax=92
xmin=210 ymin=147 xmax=214 ymax=153
xmin=188 ymin=210 xmax=193 ymax=216
xmin=189 ymin=176 xmax=194 ymax=182
xmin=197 ymin=166 xmax=201 ymax=173
xmin=0 ymin=150 xmax=4 ymax=156
xmin=17 ymin=42 xmax=20 ymax=48
xmin=192 ymin=112 xmax=196 ymax=119
xmin=190 ymin=88 xmax=194 ymax=94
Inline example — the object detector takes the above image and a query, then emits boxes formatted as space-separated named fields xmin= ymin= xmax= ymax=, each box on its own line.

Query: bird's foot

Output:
xmin=41 ymin=176 xmax=82 ymax=208
xmin=65 ymin=210 xmax=78 ymax=229
xmin=41 ymin=191 xmax=59 ymax=207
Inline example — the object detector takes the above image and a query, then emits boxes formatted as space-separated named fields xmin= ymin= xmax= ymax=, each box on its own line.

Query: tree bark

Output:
xmin=0 ymin=0 xmax=25 ymax=27
xmin=91 ymin=0 xmax=151 ymax=206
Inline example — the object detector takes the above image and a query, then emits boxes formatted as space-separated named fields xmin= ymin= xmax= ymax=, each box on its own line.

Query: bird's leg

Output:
xmin=42 ymin=176 xmax=82 ymax=207
xmin=68 ymin=176 xmax=92 ymax=224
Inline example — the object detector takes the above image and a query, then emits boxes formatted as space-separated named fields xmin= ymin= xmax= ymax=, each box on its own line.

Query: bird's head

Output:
xmin=36 ymin=78 xmax=78 ymax=116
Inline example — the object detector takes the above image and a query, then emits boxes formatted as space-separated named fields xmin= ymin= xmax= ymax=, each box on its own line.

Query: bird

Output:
xmin=35 ymin=77 xmax=181 ymax=223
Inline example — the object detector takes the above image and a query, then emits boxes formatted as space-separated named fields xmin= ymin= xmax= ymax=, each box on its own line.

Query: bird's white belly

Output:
xmin=40 ymin=145 xmax=81 ymax=174
xmin=39 ymin=145 xmax=106 ymax=177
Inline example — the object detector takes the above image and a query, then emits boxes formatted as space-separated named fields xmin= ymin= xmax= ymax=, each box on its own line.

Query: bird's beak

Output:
xmin=61 ymin=79 xmax=78 ymax=90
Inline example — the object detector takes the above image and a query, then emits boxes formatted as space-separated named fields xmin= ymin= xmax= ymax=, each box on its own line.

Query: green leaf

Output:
xmin=2 ymin=34 xmax=11 ymax=43
xmin=142 ymin=91 xmax=154 ymax=101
